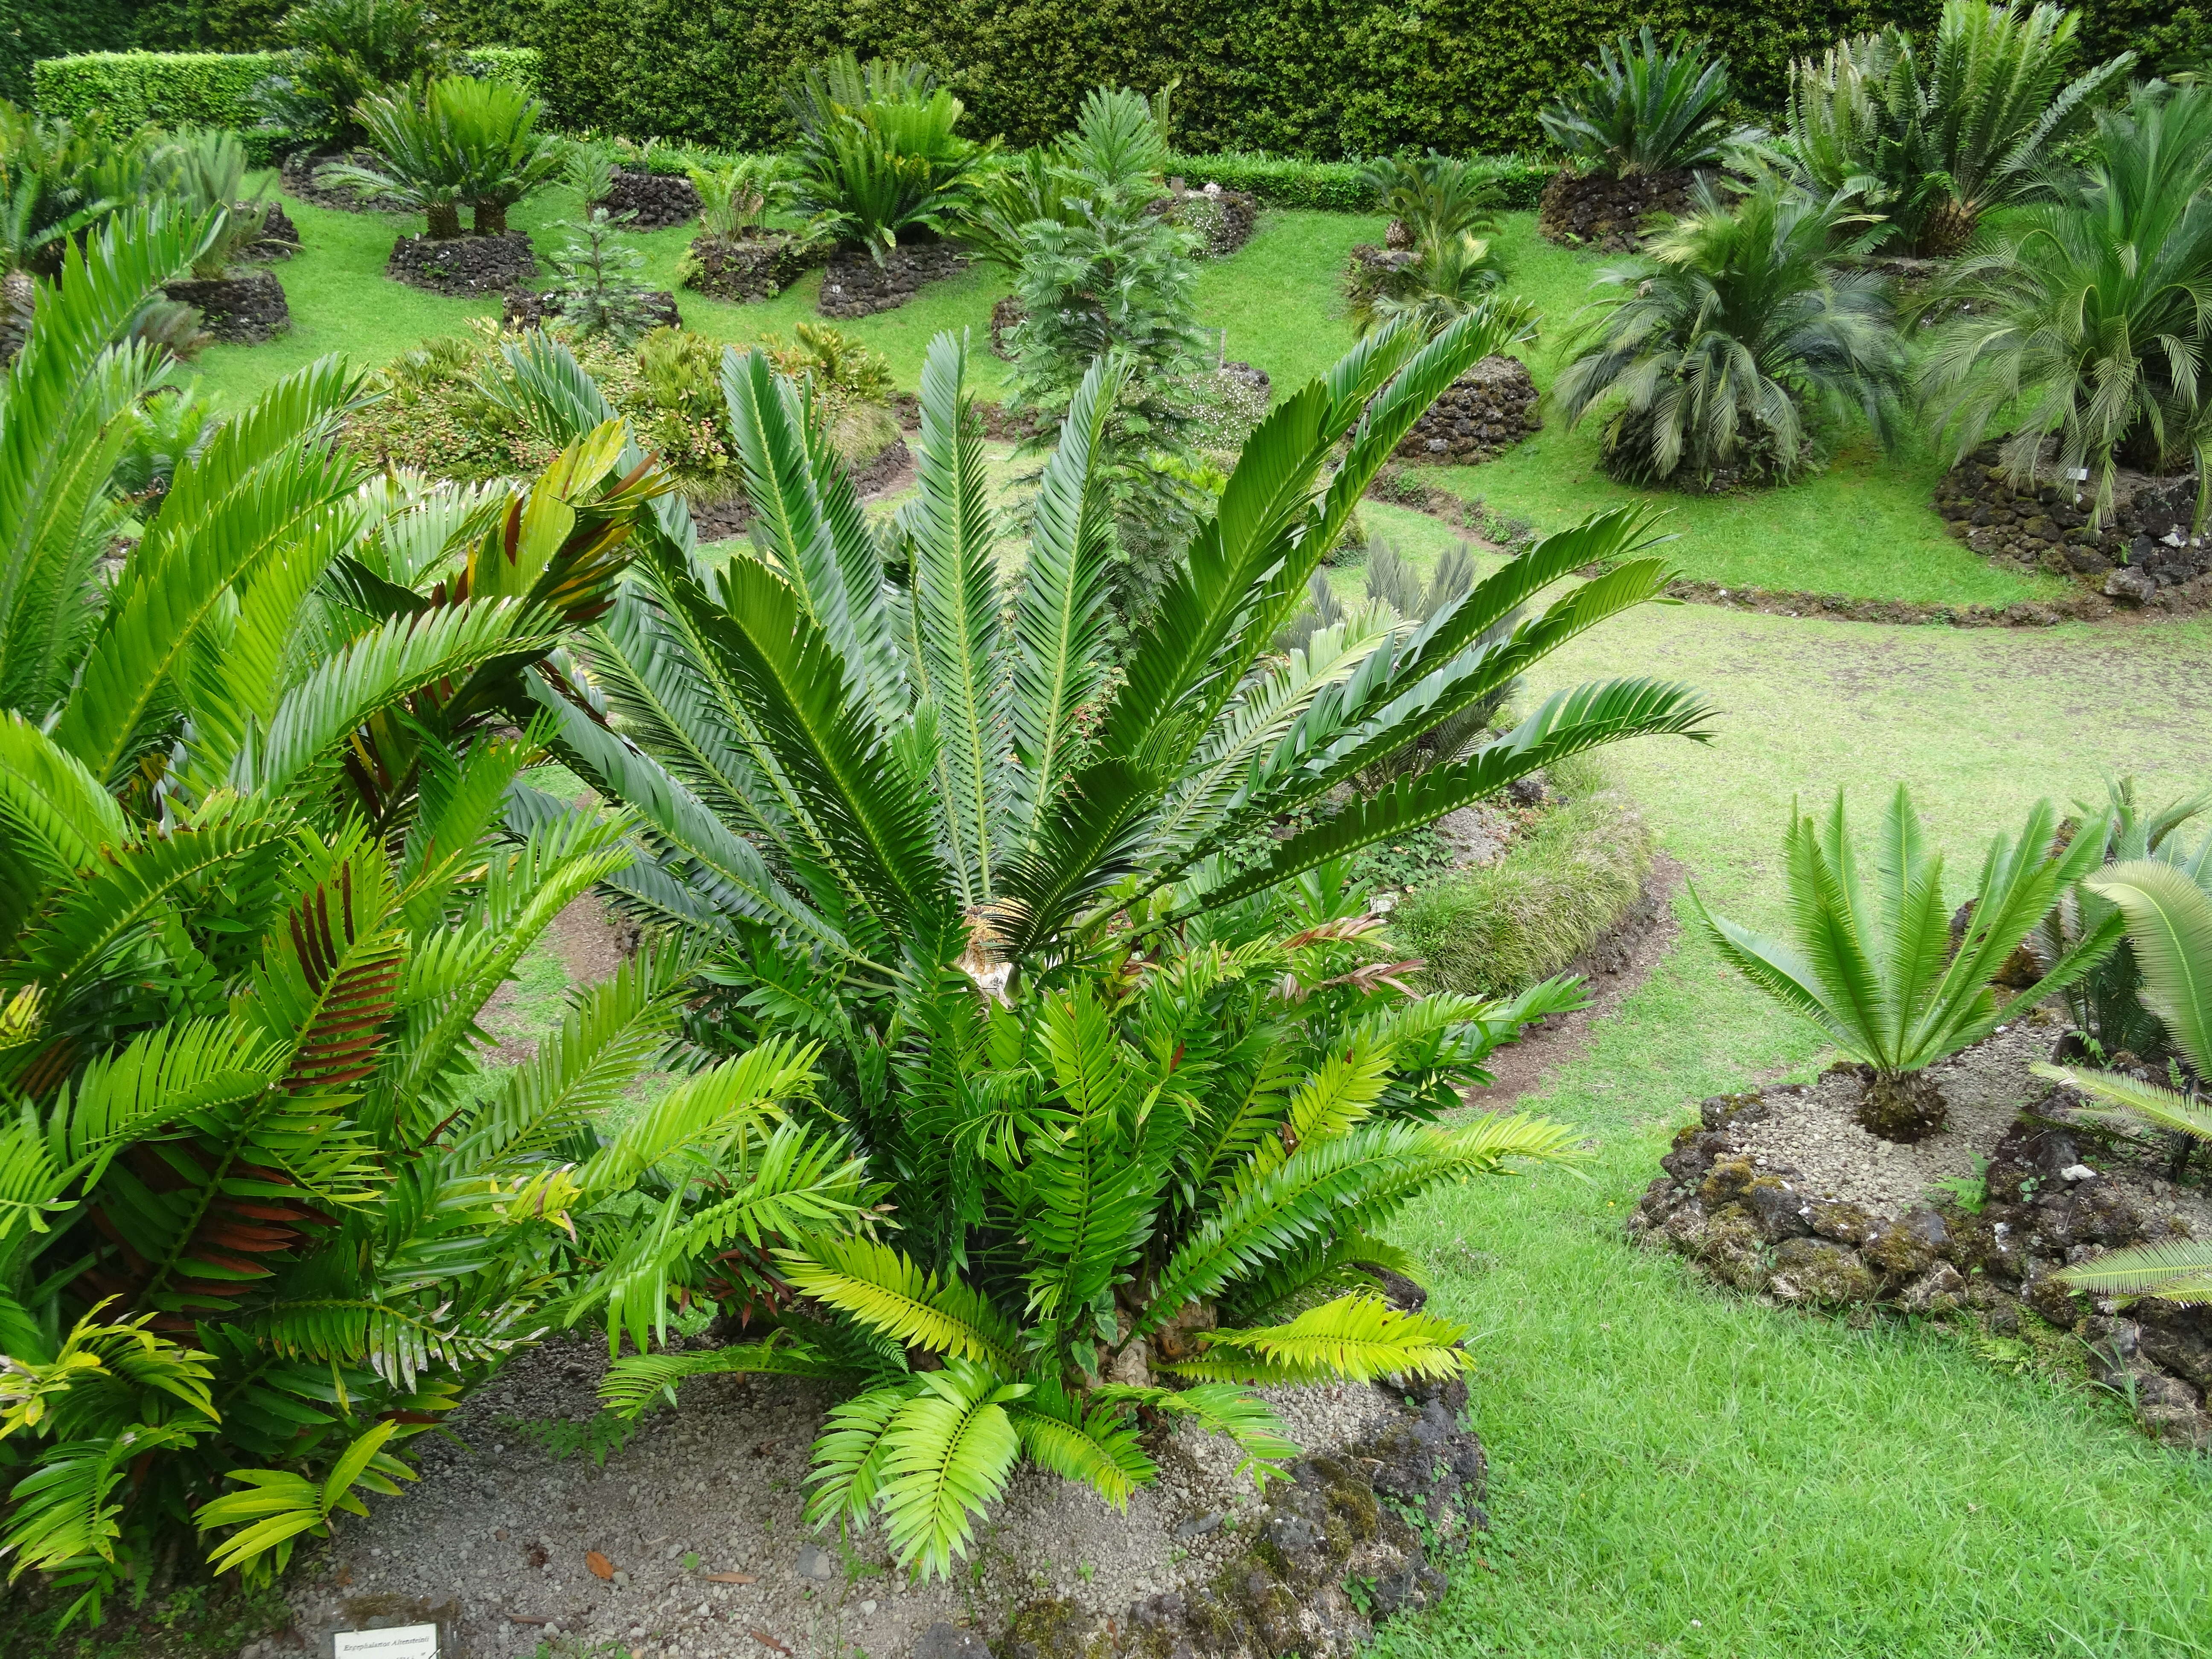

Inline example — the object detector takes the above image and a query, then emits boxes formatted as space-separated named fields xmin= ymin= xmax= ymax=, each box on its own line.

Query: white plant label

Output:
xmin=333 ymin=1624 xmax=439 ymax=1659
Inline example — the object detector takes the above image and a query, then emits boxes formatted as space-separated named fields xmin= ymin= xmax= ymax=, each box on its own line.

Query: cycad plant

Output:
xmin=1539 ymin=27 xmax=1735 ymax=178
xmin=2032 ymin=780 xmax=2212 ymax=1062
xmin=496 ymin=306 xmax=1712 ymax=998
xmin=261 ymin=0 xmax=452 ymax=149
xmin=317 ymin=81 xmax=474 ymax=239
xmin=788 ymin=53 xmax=990 ymax=262
xmin=1348 ymin=233 xmax=1511 ymax=338
xmin=437 ymin=74 xmax=566 ymax=236
xmin=1697 ymin=786 xmax=2124 ymax=1141
xmin=1554 ymin=172 xmax=1909 ymax=487
xmin=2040 ymin=864 xmax=2212 ymax=1299
xmin=598 ymin=923 xmax=1586 ymax=1578
xmin=151 ymin=126 xmax=276 ymax=278
xmin=1360 ymin=151 xmax=1504 ymax=248
xmin=0 ymin=209 xmax=867 ymax=1620
xmin=1915 ymin=81 xmax=2212 ymax=531
xmin=690 ymin=154 xmax=795 ymax=240
xmin=1782 ymin=0 xmax=2135 ymax=257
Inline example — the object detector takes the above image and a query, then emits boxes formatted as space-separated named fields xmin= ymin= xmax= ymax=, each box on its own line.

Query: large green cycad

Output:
xmin=513 ymin=306 xmax=1714 ymax=982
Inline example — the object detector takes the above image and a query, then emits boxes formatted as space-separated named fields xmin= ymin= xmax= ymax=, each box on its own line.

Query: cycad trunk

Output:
xmin=0 ymin=270 xmax=32 ymax=366
xmin=1915 ymin=196 xmax=1978 ymax=259
xmin=427 ymin=203 xmax=463 ymax=241
xmin=473 ymin=201 xmax=508 ymax=236
xmin=1854 ymin=1067 xmax=1947 ymax=1142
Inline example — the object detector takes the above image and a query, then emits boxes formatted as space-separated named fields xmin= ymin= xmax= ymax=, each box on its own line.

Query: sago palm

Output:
xmin=1696 ymin=786 xmax=2123 ymax=1140
xmin=1555 ymin=172 xmax=1909 ymax=487
xmin=2040 ymin=863 xmax=2212 ymax=1302
xmin=1782 ymin=0 xmax=2134 ymax=257
xmin=1539 ymin=27 xmax=1735 ymax=178
xmin=494 ymin=305 xmax=1714 ymax=990
xmin=597 ymin=919 xmax=1587 ymax=1578
xmin=1916 ymin=81 xmax=2212 ymax=532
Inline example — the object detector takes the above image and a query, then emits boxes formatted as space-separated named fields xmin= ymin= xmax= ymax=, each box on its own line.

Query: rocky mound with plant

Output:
xmin=1389 ymin=353 xmax=1540 ymax=465
xmin=1936 ymin=443 xmax=2210 ymax=607
xmin=1647 ymin=783 xmax=2212 ymax=1450
xmin=1538 ymin=169 xmax=1697 ymax=250
xmin=1535 ymin=26 xmax=1732 ymax=251
xmin=600 ymin=165 xmax=701 ymax=229
xmin=1159 ymin=179 xmax=1259 ymax=257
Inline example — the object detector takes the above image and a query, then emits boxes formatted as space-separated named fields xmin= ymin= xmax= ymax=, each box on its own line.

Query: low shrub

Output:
xmin=1390 ymin=757 xmax=1653 ymax=999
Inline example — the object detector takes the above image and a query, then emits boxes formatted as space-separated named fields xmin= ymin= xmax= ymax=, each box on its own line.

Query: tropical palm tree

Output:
xmin=1782 ymin=0 xmax=2135 ymax=257
xmin=1915 ymin=81 xmax=2212 ymax=531
xmin=1554 ymin=172 xmax=1909 ymax=487
xmin=489 ymin=305 xmax=1714 ymax=998
xmin=1539 ymin=27 xmax=1735 ymax=178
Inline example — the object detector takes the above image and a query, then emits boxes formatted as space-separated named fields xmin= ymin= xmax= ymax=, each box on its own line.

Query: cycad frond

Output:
xmin=600 ymin=1332 xmax=881 ymax=1419
xmin=873 ymin=1359 xmax=1025 ymax=1580
xmin=1090 ymin=1380 xmax=1298 ymax=1485
xmin=779 ymin=1237 xmax=1019 ymax=1372
xmin=1163 ymin=1292 xmax=1474 ymax=1383
xmin=1004 ymin=1376 xmax=1155 ymax=1509
xmin=2053 ymin=1237 xmax=2212 ymax=1303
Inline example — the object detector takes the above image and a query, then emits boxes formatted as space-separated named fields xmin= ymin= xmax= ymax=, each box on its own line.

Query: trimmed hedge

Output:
xmin=30 ymin=45 xmax=542 ymax=135
xmin=1169 ymin=150 xmax=1548 ymax=210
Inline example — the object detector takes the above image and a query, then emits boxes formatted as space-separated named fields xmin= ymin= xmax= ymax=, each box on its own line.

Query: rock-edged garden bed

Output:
xmin=1389 ymin=354 xmax=1541 ymax=466
xmin=1630 ymin=1019 xmax=2212 ymax=1450
xmin=818 ymin=244 xmax=970 ymax=319
xmin=248 ymin=204 xmax=302 ymax=259
xmin=1159 ymin=180 xmax=1260 ymax=258
xmin=1935 ymin=441 xmax=2210 ymax=610
xmin=280 ymin=148 xmax=383 ymax=211
xmin=262 ymin=1339 xmax=1489 ymax=1659
xmin=387 ymin=230 xmax=536 ymax=296
xmin=599 ymin=167 xmax=702 ymax=230
xmin=681 ymin=232 xmax=821 ymax=303
xmin=162 ymin=269 xmax=290 ymax=343
xmin=1538 ymin=167 xmax=1696 ymax=251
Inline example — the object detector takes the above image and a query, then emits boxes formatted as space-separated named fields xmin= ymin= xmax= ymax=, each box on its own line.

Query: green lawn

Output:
xmin=1370 ymin=603 xmax=2212 ymax=1659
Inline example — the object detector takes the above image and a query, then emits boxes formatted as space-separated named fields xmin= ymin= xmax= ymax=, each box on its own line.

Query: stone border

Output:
xmin=1537 ymin=167 xmax=1694 ymax=252
xmin=974 ymin=1373 xmax=1487 ymax=1659
xmin=818 ymin=244 xmax=970 ymax=320
xmin=1630 ymin=1078 xmax=2212 ymax=1450
xmin=681 ymin=232 xmax=821 ymax=303
xmin=162 ymin=269 xmax=290 ymax=343
xmin=597 ymin=168 xmax=700 ymax=231
xmin=1388 ymin=354 xmax=1540 ymax=466
xmin=387 ymin=230 xmax=535 ymax=297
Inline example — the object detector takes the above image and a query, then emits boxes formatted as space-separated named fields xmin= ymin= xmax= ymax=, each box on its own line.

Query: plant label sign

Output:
xmin=333 ymin=1625 xmax=439 ymax=1659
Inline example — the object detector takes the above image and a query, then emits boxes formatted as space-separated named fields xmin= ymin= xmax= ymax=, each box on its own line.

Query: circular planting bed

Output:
xmin=1935 ymin=440 xmax=2210 ymax=611
xmin=682 ymin=232 xmax=821 ymax=303
xmin=1390 ymin=354 xmax=1541 ymax=466
xmin=388 ymin=230 xmax=536 ymax=296
xmin=1630 ymin=1019 xmax=2212 ymax=1450
xmin=503 ymin=287 xmax=683 ymax=332
xmin=280 ymin=148 xmax=383 ymax=211
xmin=818 ymin=244 xmax=969 ymax=319
xmin=1538 ymin=167 xmax=1696 ymax=251
xmin=1159 ymin=180 xmax=1260 ymax=258
xmin=161 ymin=269 xmax=290 ymax=343
xmin=263 ymin=1339 xmax=1488 ymax=1659
xmin=599 ymin=167 xmax=702 ymax=230
xmin=250 ymin=203 xmax=302 ymax=259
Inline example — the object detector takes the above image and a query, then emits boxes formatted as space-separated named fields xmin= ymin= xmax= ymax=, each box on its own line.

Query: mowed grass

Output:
xmin=1369 ymin=603 xmax=2212 ymax=1659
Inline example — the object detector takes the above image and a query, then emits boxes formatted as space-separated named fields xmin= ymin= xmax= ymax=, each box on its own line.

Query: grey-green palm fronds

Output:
xmin=1783 ymin=0 xmax=2135 ymax=257
xmin=498 ymin=306 xmax=1714 ymax=985
xmin=1554 ymin=172 xmax=1908 ymax=487
xmin=1915 ymin=81 xmax=2212 ymax=531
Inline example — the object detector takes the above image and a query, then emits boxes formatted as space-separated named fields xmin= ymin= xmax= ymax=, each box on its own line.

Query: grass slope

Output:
xmin=1375 ymin=604 xmax=2212 ymax=1659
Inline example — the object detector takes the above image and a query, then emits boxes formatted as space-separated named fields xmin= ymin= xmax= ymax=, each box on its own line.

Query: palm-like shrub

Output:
xmin=437 ymin=74 xmax=565 ymax=235
xmin=0 ymin=210 xmax=864 ymax=1620
xmin=1554 ymin=173 xmax=1909 ymax=487
xmin=317 ymin=81 xmax=474 ymax=239
xmin=2040 ymin=864 xmax=2212 ymax=1301
xmin=599 ymin=928 xmax=1585 ymax=1577
xmin=1783 ymin=0 xmax=2134 ymax=257
xmin=1348 ymin=233 xmax=1513 ymax=338
xmin=1539 ymin=27 xmax=1735 ymax=178
xmin=263 ymin=0 xmax=451 ymax=150
xmin=496 ymin=308 xmax=1711 ymax=993
xmin=152 ymin=126 xmax=276 ymax=278
xmin=1697 ymin=786 xmax=2123 ymax=1141
xmin=788 ymin=53 xmax=989 ymax=261
xmin=1916 ymin=81 xmax=2212 ymax=530
xmin=690 ymin=154 xmax=794 ymax=240
xmin=1360 ymin=151 xmax=1503 ymax=246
